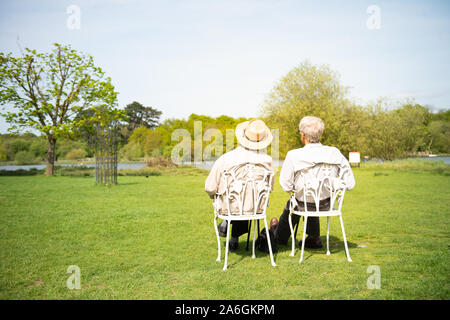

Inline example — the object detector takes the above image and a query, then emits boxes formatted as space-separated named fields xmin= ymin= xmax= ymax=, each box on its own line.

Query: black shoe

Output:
xmin=218 ymin=220 xmax=228 ymax=237
xmin=229 ymin=237 xmax=239 ymax=252
xmin=299 ymin=236 xmax=323 ymax=249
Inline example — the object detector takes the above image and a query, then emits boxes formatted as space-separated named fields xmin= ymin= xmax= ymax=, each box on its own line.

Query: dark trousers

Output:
xmin=231 ymin=221 xmax=249 ymax=238
xmin=274 ymin=198 xmax=330 ymax=245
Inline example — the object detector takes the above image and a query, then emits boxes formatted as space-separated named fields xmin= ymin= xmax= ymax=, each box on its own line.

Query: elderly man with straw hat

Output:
xmin=205 ymin=119 xmax=274 ymax=252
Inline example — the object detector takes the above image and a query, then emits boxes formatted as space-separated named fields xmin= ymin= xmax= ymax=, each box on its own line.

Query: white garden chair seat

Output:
xmin=213 ymin=163 xmax=276 ymax=271
xmin=288 ymin=164 xmax=352 ymax=263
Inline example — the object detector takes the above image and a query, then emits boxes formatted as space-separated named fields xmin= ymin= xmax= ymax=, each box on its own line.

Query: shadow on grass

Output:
xmin=220 ymin=235 xmax=359 ymax=269
xmin=277 ymin=235 xmax=359 ymax=253
xmin=116 ymin=182 xmax=140 ymax=186
xmin=275 ymin=235 xmax=359 ymax=262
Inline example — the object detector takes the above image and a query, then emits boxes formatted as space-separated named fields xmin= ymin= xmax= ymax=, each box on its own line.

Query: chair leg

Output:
xmin=214 ymin=216 xmax=221 ymax=261
xmin=223 ymin=219 xmax=231 ymax=271
xmin=299 ymin=216 xmax=308 ymax=263
xmin=288 ymin=212 xmax=295 ymax=257
xmin=252 ymin=219 xmax=257 ymax=258
xmin=326 ymin=216 xmax=330 ymax=255
xmin=263 ymin=218 xmax=276 ymax=267
xmin=246 ymin=220 xmax=252 ymax=251
xmin=339 ymin=214 xmax=352 ymax=262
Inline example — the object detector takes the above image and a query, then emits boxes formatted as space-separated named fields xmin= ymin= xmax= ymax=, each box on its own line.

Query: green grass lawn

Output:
xmin=0 ymin=166 xmax=449 ymax=299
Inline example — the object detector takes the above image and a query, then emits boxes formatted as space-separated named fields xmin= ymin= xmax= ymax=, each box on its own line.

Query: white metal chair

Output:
xmin=213 ymin=163 xmax=276 ymax=271
xmin=288 ymin=164 xmax=352 ymax=263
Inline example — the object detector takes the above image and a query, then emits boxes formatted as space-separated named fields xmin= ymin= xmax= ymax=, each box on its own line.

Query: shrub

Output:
xmin=0 ymin=168 xmax=43 ymax=176
xmin=29 ymin=139 xmax=48 ymax=157
xmin=14 ymin=151 xmax=36 ymax=165
xmin=0 ymin=143 xmax=7 ymax=161
xmin=54 ymin=166 xmax=93 ymax=176
xmin=10 ymin=139 xmax=31 ymax=154
xmin=118 ymin=167 xmax=162 ymax=176
xmin=65 ymin=148 xmax=87 ymax=160
xmin=144 ymin=156 xmax=175 ymax=167
xmin=119 ymin=141 xmax=143 ymax=160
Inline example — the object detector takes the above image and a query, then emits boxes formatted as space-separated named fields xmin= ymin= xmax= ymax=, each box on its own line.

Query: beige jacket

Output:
xmin=205 ymin=147 xmax=274 ymax=215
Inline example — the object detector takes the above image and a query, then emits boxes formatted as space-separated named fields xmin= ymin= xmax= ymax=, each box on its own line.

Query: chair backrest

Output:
xmin=220 ymin=163 xmax=273 ymax=216
xmin=293 ymin=164 xmax=350 ymax=213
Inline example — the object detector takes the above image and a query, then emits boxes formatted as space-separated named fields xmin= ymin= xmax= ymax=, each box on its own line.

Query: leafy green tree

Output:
xmin=14 ymin=150 xmax=35 ymax=165
xmin=120 ymin=126 xmax=163 ymax=158
xmin=10 ymin=139 xmax=31 ymax=154
xmin=261 ymin=61 xmax=350 ymax=158
xmin=365 ymin=104 xmax=405 ymax=160
xmin=362 ymin=102 xmax=431 ymax=160
xmin=0 ymin=142 xmax=7 ymax=161
xmin=394 ymin=103 xmax=429 ymax=153
xmin=0 ymin=43 xmax=121 ymax=175
xmin=64 ymin=148 xmax=87 ymax=160
xmin=29 ymin=138 xmax=48 ymax=159
xmin=428 ymin=120 xmax=450 ymax=153
xmin=125 ymin=101 xmax=162 ymax=131
xmin=143 ymin=130 xmax=162 ymax=155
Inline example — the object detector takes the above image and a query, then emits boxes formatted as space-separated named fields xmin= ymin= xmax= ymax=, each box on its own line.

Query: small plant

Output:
xmin=14 ymin=151 xmax=37 ymax=165
xmin=64 ymin=148 xmax=87 ymax=160
xmin=144 ymin=156 xmax=175 ymax=167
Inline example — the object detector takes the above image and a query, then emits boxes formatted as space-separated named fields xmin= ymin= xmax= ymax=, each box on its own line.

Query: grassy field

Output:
xmin=0 ymin=163 xmax=449 ymax=299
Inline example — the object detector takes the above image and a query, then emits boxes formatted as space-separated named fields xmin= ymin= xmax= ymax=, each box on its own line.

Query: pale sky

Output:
xmin=0 ymin=0 xmax=449 ymax=133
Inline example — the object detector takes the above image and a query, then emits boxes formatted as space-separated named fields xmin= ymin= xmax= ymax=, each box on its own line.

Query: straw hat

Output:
xmin=235 ymin=119 xmax=273 ymax=150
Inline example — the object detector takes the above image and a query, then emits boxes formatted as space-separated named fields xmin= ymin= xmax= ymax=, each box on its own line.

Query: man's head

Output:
xmin=235 ymin=119 xmax=273 ymax=150
xmin=298 ymin=116 xmax=324 ymax=144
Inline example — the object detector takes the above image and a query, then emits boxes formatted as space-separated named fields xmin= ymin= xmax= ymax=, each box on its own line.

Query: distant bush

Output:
xmin=118 ymin=165 xmax=208 ymax=176
xmin=0 ymin=144 xmax=7 ymax=161
xmin=144 ymin=156 xmax=174 ymax=167
xmin=0 ymin=168 xmax=43 ymax=176
xmin=29 ymin=139 xmax=48 ymax=158
xmin=14 ymin=151 xmax=36 ymax=165
xmin=54 ymin=166 xmax=94 ymax=176
xmin=64 ymin=148 xmax=87 ymax=160
xmin=118 ymin=167 xmax=162 ymax=176
xmin=119 ymin=141 xmax=143 ymax=161
xmin=10 ymin=139 xmax=31 ymax=154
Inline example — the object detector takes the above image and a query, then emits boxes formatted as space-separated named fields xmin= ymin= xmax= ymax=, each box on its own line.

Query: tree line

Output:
xmin=1 ymin=104 xmax=448 ymax=165
xmin=261 ymin=61 xmax=449 ymax=160
xmin=0 ymin=45 xmax=449 ymax=174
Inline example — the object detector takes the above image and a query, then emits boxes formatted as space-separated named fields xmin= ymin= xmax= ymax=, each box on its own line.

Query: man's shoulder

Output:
xmin=324 ymin=145 xmax=346 ymax=158
xmin=221 ymin=147 xmax=272 ymax=163
xmin=285 ymin=148 xmax=302 ymax=157
xmin=321 ymin=145 xmax=342 ymax=154
xmin=255 ymin=150 xmax=273 ymax=161
xmin=219 ymin=147 xmax=243 ymax=159
xmin=286 ymin=144 xmax=344 ymax=160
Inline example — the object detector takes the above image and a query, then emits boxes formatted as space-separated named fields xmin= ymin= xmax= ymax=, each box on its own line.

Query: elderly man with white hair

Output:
xmin=272 ymin=116 xmax=356 ymax=248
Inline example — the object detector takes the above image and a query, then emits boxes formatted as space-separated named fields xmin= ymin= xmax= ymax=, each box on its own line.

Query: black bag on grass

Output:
xmin=255 ymin=228 xmax=278 ymax=254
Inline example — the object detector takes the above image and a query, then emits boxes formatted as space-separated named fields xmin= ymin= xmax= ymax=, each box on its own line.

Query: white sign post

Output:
xmin=349 ymin=152 xmax=361 ymax=167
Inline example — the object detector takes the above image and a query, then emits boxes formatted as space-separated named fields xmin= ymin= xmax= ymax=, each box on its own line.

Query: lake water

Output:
xmin=1 ymin=156 xmax=449 ymax=171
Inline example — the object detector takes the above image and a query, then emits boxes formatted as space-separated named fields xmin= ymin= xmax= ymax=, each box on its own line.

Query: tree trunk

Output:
xmin=46 ymin=135 xmax=56 ymax=176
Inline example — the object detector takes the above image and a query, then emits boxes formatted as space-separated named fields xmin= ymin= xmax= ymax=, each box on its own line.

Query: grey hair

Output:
xmin=298 ymin=116 xmax=324 ymax=143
